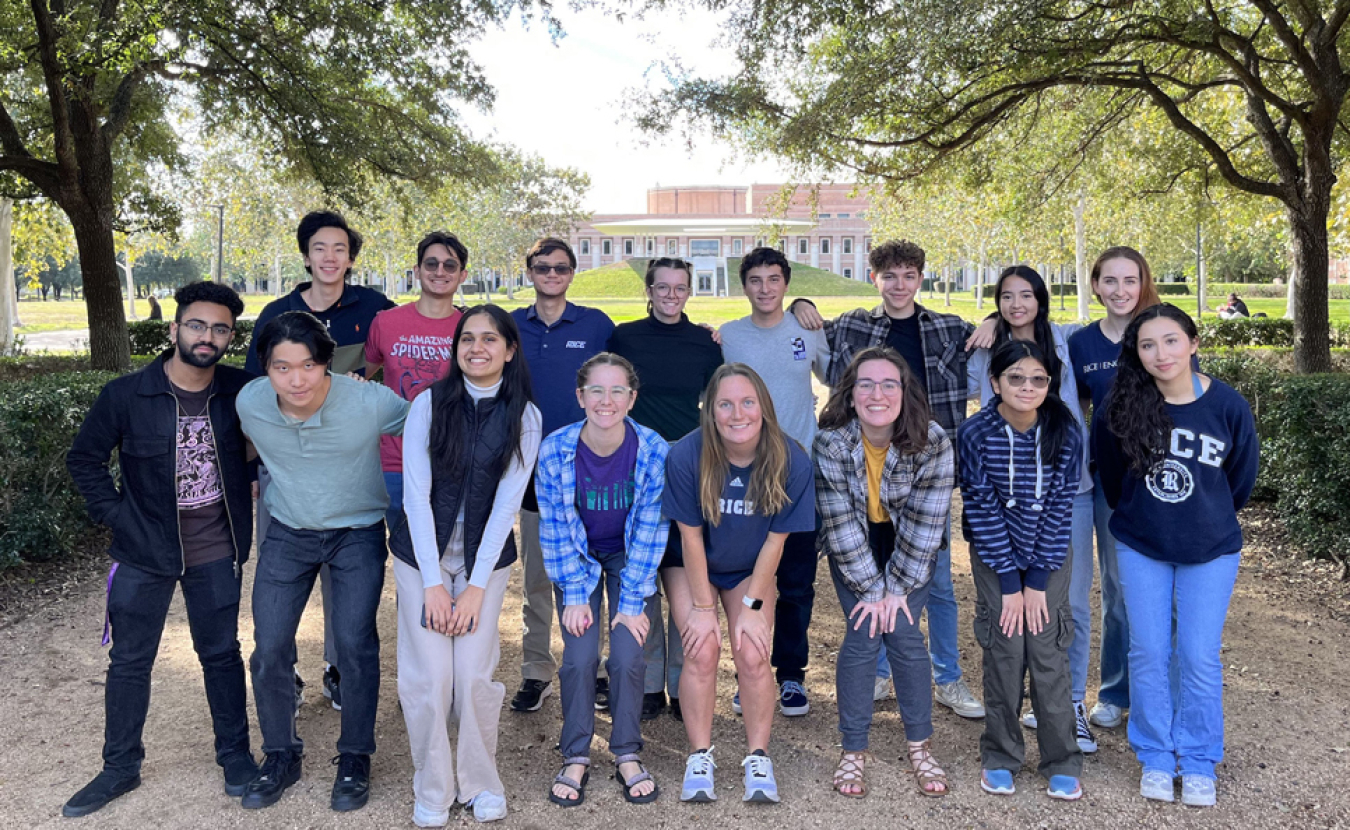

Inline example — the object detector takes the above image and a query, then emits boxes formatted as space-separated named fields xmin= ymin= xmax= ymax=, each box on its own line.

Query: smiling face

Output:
xmin=530 ymin=248 xmax=575 ymax=300
xmin=648 ymin=265 xmax=692 ymax=323
xmin=991 ymin=356 xmax=1051 ymax=417
xmin=873 ymin=264 xmax=922 ymax=318
xmin=851 ymin=358 xmax=904 ymax=436
xmin=266 ymin=340 xmax=330 ymax=413
xmin=302 ymin=226 xmax=354 ymax=288
xmin=712 ymin=374 xmax=763 ymax=457
xmin=998 ymin=275 xmax=1038 ymax=336
xmin=171 ymin=301 xmax=234 ymax=369
xmin=417 ymin=242 xmax=466 ymax=299
xmin=1094 ymin=256 xmax=1142 ymax=319
xmin=456 ymin=312 xmax=515 ymax=387
xmin=1136 ymin=316 xmax=1198 ymax=385
xmin=577 ymin=363 xmax=636 ymax=430
xmin=743 ymin=264 xmax=788 ymax=317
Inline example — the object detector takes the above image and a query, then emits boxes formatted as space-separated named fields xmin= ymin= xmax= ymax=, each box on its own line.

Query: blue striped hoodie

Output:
xmin=957 ymin=400 xmax=1083 ymax=594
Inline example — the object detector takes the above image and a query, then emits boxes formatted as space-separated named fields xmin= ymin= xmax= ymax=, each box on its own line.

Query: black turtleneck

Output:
xmin=607 ymin=314 xmax=724 ymax=442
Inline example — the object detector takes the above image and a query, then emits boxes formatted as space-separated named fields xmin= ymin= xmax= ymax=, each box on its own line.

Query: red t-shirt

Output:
xmin=365 ymin=303 xmax=461 ymax=472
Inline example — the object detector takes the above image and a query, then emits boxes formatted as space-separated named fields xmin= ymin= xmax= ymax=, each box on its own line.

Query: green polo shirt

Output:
xmin=237 ymin=374 xmax=409 ymax=530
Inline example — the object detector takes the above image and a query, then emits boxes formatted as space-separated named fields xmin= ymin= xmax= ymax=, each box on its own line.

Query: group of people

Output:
xmin=62 ymin=210 xmax=1258 ymax=824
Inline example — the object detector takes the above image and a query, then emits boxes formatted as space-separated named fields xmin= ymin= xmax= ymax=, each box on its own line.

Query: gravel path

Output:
xmin=2 ymin=505 xmax=1348 ymax=829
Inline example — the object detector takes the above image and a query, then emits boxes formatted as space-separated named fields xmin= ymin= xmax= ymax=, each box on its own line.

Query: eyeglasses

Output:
xmin=652 ymin=284 xmax=691 ymax=297
xmin=182 ymin=320 xmax=234 ymax=338
xmin=855 ymin=379 xmax=902 ymax=395
xmin=1002 ymin=372 xmax=1052 ymax=389
xmin=530 ymin=263 xmax=575 ymax=277
xmin=582 ymin=385 xmax=634 ymax=401
xmin=421 ymin=258 xmax=461 ymax=274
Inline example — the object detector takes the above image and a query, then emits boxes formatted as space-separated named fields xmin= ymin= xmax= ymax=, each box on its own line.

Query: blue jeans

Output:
xmin=250 ymin=520 xmax=387 ymax=757
xmin=1117 ymin=544 xmax=1240 ymax=780
xmin=1093 ymin=470 xmax=1130 ymax=707
xmin=877 ymin=515 xmax=960 ymax=685
xmin=1065 ymin=489 xmax=1096 ymax=701
xmin=383 ymin=472 xmax=405 ymax=530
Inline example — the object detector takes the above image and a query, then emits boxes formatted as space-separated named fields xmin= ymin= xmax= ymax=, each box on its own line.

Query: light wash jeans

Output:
xmin=1116 ymin=544 xmax=1240 ymax=780
xmin=1092 ymin=470 xmax=1131 ymax=708
xmin=1065 ymin=489 xmax=1096 ymax=701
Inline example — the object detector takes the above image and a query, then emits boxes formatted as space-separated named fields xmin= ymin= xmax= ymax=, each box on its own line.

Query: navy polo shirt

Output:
xmin=512 ymin=302 xmax=615 ymax=437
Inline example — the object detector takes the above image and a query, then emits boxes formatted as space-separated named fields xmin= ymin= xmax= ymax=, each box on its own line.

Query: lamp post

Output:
xmin=206 ymin=204 xmax=225 ymax=284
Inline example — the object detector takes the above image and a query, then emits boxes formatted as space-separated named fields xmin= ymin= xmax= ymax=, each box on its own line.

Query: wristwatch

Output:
xmin=742 ymin=595 xmax=764 ymax=611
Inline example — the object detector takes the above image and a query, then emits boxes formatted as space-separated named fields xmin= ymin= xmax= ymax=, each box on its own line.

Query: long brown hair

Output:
xmin=818 ymin=346 xmax=932 ymax=454
xmin=1090 ymin=246 xmax=1161 ymax=315
xmin=697 ymin=364 xmax=791 ymax=525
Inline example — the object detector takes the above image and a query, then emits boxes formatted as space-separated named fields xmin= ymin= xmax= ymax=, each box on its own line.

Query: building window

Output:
xmin=865 ymin=237 xmax=873 ymax=252
xmin=602 ymin=239 xmax=612 ymax=256
xmin=842 ymin=237 xmax=853 ymax=254
xmin=732 ymin=238 xmax=743 ymax=255
xmin=698 ymin=271 xmax=713 ymax=292
xmin=667 ymin=239 xmax=678 ymax=255
xmin=580 ymin=239 xmax=591 ymax=256
xmin=798 ymin=238 xmax=808 ymax=255
xmin=837 ymin=213 xmax=850 ymax=219
xmin=756 ymin=238 xmax=764 ymax=248
xmin=624 ymin=239 xmax=634 ymax=256
xmin=776 ymin=239 xmax=785 ymax=253
xmin=819 ymin=213 xmax=832 ymax=219
xmin=820 ymin=238 xmax=831 ymax=254
xmin=646 ymin=239 xmax=655 ymax=255
xmin=843 ymin=268 xmax=853 ymax=279
xmin=690 ymin=239 xmax=720 ymax=257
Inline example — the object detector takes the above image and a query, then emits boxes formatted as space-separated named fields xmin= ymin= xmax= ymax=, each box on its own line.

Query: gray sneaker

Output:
xmin=741 ymin=753 xmax=780 ymax=803
xmin=1181 ymin=774 xmax=1216 ymax=807
xmin=1140 ymin=770 xmax=1175 ymax=803
xmin=934 ymin=679 xmax=986 ymax=719
xmin=1089 ymin=700 xmax=1125 ymax=728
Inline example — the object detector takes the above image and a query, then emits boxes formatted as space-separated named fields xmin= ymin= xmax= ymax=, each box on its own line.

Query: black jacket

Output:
xmin=388 ymin=392 xmax=518 ymax=576
xmin=66 ymin=353 xmax=254 ymax=576
xmin=243 ymin=282 xmax=395 ymax=377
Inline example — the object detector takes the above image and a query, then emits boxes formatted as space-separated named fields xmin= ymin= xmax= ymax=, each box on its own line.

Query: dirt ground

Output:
xmin=1 ymin=504 xmax=1348 ymax=829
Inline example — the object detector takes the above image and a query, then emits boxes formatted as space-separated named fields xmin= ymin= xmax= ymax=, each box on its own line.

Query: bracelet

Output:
xmin=691 ymin=604 xmax=716 ymax=613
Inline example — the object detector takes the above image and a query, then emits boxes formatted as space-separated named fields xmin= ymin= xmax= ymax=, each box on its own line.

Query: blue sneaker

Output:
xmin=732 ymin=690 xmax=742 ymax=715
xmin=741 ymin=753 xmax=780 ymax=803
xmin=778 ymin=681 xmax=809 ymax=716
xmin=981 ymin=769 xmax=1015 ymax=795
xmin=680 ymin=748 xmax=717 ymax=802
xmin=1047 ymin=775 xmax=1082 ymax=801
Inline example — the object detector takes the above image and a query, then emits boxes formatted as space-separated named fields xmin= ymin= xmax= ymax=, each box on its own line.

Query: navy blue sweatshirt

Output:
xmin=244 ymin=281 xmax=395 ymax=377
xmin=1092 ymin=378 xmax=1258 ymax=565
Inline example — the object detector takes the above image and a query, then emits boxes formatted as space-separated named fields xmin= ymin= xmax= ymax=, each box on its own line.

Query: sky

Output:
xmin=462 ymin=6 xmax=793 ymax=213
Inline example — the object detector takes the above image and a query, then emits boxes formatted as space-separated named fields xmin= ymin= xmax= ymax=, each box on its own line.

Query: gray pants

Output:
xmin=257 ymin=466 xmax=337 ymax=669
xmin=971 ymin=549 xmax=1082 ymax=779
xmin=518 ymin=510 xmax=557 ymax=682
xmin=642 ymin=590 xmax=684 ymax=696
xmin=555 ymin=553 xmax=646 ymax=759
xmin=832 ymin=563 xmax=933 ymax=748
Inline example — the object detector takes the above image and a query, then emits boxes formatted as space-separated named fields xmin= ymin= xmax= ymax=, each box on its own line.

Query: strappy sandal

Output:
xmin=833 ymin=750 xmax=868 ymax=798
xmin=548 ymin=756 xmax=591 ymax=808
xmin=906 ymin=739 xmax=949 ymax=798
xmin=614 ymin=753 xmax=660 ymax=804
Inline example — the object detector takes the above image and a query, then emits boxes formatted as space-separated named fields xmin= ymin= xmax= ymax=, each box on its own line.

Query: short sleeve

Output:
xmin=364 ymin=312 xmax=385 ymax=366
xmin=662 ymin=436 xmax=704 ymax=527
xmin=769 ymin=444 xmax=817 ymax=533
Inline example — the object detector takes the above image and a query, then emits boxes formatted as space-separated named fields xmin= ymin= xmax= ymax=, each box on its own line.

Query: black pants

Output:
xmin=103 ymin=557 xmax=250 ymax=775
xmin=771 ymin=525 xmax=819 ymax=685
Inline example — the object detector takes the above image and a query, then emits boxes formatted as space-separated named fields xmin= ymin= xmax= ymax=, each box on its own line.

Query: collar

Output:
xmin=290 ymin=281 xmax=360 ymax=313
xmin=868 ymin=302 xmax=929 ymax=323
xmin=134 ymin=351 xmax=178 ymax=396
xmin=525 ymin=300 xmax=579 ymax=325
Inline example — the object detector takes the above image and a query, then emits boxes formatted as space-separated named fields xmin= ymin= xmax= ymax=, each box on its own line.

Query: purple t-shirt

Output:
xmin=574 ymin=423 xmax=639 ymax=555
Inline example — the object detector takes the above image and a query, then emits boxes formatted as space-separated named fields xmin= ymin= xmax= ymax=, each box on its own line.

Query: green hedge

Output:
xmin=1205 ymin=282 xmax=1350 ymax=300
xmin=128 ymin=319 xmax=254 ymax=357
xmin=1198 ymin=316 xmax=1350 ymax=348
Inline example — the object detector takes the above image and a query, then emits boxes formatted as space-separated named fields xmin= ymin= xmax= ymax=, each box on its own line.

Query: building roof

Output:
xmin=589 ymin=217 xmax=817 ymax=236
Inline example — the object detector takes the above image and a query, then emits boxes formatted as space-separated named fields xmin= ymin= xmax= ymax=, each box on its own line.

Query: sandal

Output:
xmin=548 ymin=756 xmax=590 ymax=808
xmin=833 ymin=750 xmax=868 ymax=798
xmin=614 ymin=753 xmax=660 ymax=804
xmin=906 ymin=739 xmax=949 ymax=798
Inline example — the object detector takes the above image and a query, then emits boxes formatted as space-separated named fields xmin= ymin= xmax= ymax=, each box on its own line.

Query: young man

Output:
xmin=792 ymin=239 xmax=986 ymax=719
xmin=245 ymin=210 xmax=395 ymax=711
xmin=719 ymin=247 xmax=831 ymax=717
xmin=364 ymin=231 xmax=466 ymax=527
xmin=64 ymin=282 xmax=257 ymax=817
xmin=508 ymin=237 xmax=614 ymax=712
xmin=236 ymin=311 xmax=409 ymax=812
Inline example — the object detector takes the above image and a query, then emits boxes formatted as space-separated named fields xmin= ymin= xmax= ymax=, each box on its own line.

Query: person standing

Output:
xmin=64 ymin=281 xmax=256 ymax=817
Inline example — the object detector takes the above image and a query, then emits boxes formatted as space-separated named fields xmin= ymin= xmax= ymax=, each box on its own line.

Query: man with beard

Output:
xmin=64 ymin=281 xmax=256 ymax=817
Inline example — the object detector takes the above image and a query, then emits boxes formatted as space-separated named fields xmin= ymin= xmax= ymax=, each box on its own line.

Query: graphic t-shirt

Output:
xmin=574 ymin=423 xmax=639 ymax=555
xmin=663 ymin=428 xmax=815 ymax=589
xmin=364 ymin=303 xmax=461 ymax=472
xmin=1068 ymin=320 xmax=1121 ymax=413
xmin=169 ymin=380 xmax=233 ymax=569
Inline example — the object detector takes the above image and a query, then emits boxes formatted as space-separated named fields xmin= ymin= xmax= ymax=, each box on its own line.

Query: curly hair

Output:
xmin=868 ymin=239 xmax=925 ymax=275
xmin=818 ymin=346 xmax=932 ymax=454
xmin=1103 ymin=304 xmax=1198 ymax=475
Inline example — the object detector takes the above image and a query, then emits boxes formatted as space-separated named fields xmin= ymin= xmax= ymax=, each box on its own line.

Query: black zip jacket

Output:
xmin=243 ymin=281 xmax=395 ymax=377
xmin=66 ymin=352 xmax=254 ymax=576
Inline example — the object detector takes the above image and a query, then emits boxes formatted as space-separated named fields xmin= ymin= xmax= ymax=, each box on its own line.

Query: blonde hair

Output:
xmin=697 ymin=364 xmax=792 ymax=525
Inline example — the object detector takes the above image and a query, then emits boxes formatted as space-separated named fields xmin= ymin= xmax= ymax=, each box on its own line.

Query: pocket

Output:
xmin=973 ymin=603 xmax=995 ymax=649
xmin=1055 ymin=606 xmax=1074 ymax=651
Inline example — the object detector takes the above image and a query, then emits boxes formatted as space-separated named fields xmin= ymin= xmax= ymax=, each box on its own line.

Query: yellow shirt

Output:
xmin=863 ymin=438 xmax=889 ymax=523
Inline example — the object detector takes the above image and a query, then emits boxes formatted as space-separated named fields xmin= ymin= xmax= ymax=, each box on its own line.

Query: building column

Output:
xmin=811 ymin=239 xmax=820 ymax=269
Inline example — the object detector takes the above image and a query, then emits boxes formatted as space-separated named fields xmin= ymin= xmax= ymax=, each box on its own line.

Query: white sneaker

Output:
xmin=1020 ymin=709 xmax=1037 ymax=728
xmin=1181 ymin=774 xmax=1216 ymax=807
xmin=873 ymin=676 xmax=893 ymax=701
xmin=1074 ymin=701 xmax=1098 ymax=753
xmin=934 ymin=679 xmax=986 ymax=718
xmin=469 ymin=791 xmax=507 ymax=822
xmin=681 ymin=748 xmax=717 ymax=802
xmin=413 ymin=802 xmax=449 ymax=828
xmin=1089 ymin=700 xmax=1124 ymax=728
xmin=1140 ymin=770 xmax=1175 ymax=803
xmin=741 ymin=753 xmax=780 ymax=803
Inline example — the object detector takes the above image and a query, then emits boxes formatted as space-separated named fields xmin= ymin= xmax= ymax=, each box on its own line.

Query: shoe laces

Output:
xmin=331 ymin=753 xmax=366 ymax=781
xmin=258 ymin=752 xmax=289 ymax=782
xmin=742 ymin=754 xmax=773 ymax=781
xmin=945 ymin=680 xmax=976 ymax=705
xmin=686 ymin=747 xmax=716 ymax=777
xmin=1074 ymin=704 xmax=1095 ymax=738
xmin=780 ymin=680 xmax=806 ymax=698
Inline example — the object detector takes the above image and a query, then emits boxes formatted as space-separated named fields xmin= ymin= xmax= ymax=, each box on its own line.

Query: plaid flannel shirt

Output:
xmin=536 ymin=419 xmax=670 ymax=616
xmin=813 ymin=419 xmax=955 ymax=602
xmin=823 ymin=304 xmax=976 ymax=432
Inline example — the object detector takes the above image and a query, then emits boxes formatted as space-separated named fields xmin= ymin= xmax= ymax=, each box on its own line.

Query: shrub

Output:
xmin=127 ymin=319 xmax=254 ymax=357
xmin=1199 ymin=317 xmax=1294 ymax=347
xmin=1206 ymin=282 xmax=1350 ymax=300
xmin=1157 ymin=283 xmax=1191 ymax=295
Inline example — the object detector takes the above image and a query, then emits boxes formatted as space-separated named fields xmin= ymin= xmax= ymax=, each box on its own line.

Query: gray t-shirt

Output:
xmin=719 ymin=313 xmax=831 ymax=449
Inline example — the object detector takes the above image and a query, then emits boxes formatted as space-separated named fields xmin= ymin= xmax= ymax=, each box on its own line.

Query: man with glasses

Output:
xmin=64 ymin=282 xmax=257 ymax=816
xmin=509 ymin=237 xmax=615 ymax=712
xmin=364 ymin=232 xmax=467 ymax=529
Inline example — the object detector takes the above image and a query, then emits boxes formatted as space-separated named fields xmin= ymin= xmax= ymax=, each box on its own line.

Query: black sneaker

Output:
xmin=642 ymin=691 xmax=667 ymax=721
xmin=323 ymin=664 xmax=342 ymax=711
xmin=240 ymin=750 xmax=302 ymax=809
xmin=293 ymin=669 xmax=305 ymax=716
xmin=670 ymin=697 xmax=682 ymax=722
xmin=594 ymin=677 xmax=610 ymax=712
xmin=330 ymin=753 xmax=370 ymax=812
xmin=62 ymin=770 xmax=141 ymax=817
xmin=510 ymin=679 xmax=552 ymax=712
xmin=222 ymin=752 xmax=260 ymax=797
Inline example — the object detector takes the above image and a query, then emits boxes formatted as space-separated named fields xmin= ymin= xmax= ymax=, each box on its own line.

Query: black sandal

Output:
xmin=548 ymin=756 xmax=590 ymax=808
xmin=614 ymin=753 xmax=660 ymax=804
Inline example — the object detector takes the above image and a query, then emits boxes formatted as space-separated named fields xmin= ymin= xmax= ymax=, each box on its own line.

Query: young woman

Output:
xmin=389 ymin=305 xmax=542 ymax=827
xmin=536 ymin=353 xmax=670 ymax=807
xmin=968 ymin=265 xmax=1096 ymax=752
xmin=814 ymin=347 xmax=955 ymax=798
xmin=1093 ymin=304 xmax=1258 ymax=807
xmin=957 ymin=339 xmax=1084 ymax=801
xmin=608 ymin=257 xmax=723 ymax=720
xmin=662 ymin=364 xmax=815 ymax=804
xmin=1067 ymin=246 xmax=1165 ymax=730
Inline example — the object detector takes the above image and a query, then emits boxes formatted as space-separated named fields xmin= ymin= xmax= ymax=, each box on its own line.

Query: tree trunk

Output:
xmin=1074 ymin=193 xmax=1089 ymax=319
xmin=68 ymin=203 xmax=131 ymax=371
xmin=1287 ymin=203 xmax=1332 ymax=373
xmin=0 ymin=197 xmax=13 ymax=354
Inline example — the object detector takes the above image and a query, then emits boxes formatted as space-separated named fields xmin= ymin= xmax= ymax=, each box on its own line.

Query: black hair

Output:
xmin=173 ymin=280 xmax=244 ymax=321
xmin=296 ymin=210 xmax=363 ymax=275
xmin=524 ymin=237 xmax=576 ymax=269
xmin=1104 ymin=304 xmax=1199 ymax=475
xmin=739 ymin=246 xmax=793 ymax=286
xmin=988 ymin=339 xmax=1076 ymax=465
xmin=428 ymin=305 xmax=535 ymax=471
xmin=992 ymin=265 xmax=1063 ymax=395
xmin=254 ymin=310 xmax=336 ymax=368
xmin=643 ymin=257 xmax=693 ymax=317
xmin=416 ymin=231 xmax=469 ymax=269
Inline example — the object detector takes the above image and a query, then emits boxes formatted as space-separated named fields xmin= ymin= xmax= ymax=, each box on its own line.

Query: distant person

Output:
xmin=64 ymin=281 xmax=256 ymax=817
xmin=1217 ymin=292 xmax=1250 ymax=320
xmin=146 ymin=295 xmax=163 ymax=320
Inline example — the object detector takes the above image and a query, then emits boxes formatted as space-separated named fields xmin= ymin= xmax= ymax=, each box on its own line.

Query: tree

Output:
xmin=644 ymin=0 xmax=1348 ymax=372
xmin=1 ymin=0 xmax=531 ymax=370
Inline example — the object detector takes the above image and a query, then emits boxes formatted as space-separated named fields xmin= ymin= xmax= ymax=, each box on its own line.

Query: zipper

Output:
xmin=206 ymin=385 xmax=243 ymax=579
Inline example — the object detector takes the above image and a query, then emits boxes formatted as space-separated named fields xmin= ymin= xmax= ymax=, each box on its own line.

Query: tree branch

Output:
xmin=0 ymin=154 xmax=62 ymax=197
xmin=102 ymin=65 xmax=150 ymax=141
xmin=1245 ymin=0 xmax=1327 ymax=96
xmin=0 ymin=101 xmax=32 ymax=160
xmin=28 ymin=0 xmax=78 ymax=175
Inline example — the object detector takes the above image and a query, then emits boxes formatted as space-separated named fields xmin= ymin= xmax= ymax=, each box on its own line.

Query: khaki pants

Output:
xmin=518 ymin=510 xmax=558 ymax=682
xmin=394 ymin=557 xmax=511 ymax=809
